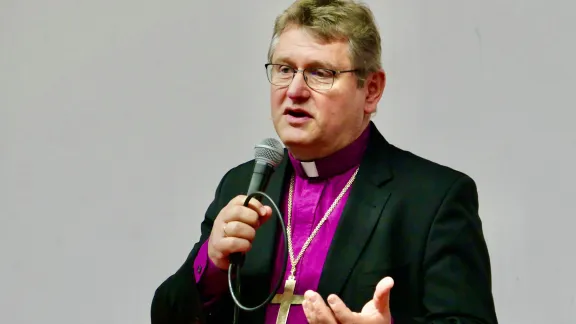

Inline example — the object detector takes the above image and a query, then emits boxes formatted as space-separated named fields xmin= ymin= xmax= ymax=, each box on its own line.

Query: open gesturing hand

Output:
xmin=303 ymin=277 xmax=394 ymax=324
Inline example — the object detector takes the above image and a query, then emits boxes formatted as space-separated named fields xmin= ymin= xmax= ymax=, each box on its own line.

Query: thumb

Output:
xmin=373 ymin=277 xmax=394 ymax=314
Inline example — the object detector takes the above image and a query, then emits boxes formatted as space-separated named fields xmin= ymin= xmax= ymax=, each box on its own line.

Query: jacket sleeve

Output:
xmin=419 ymin=175 xmax=499 ymax=324
xmin=150 ymin=169 xmax=236 ymax=324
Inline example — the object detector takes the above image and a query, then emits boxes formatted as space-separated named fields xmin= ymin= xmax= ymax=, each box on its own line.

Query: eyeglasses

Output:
xmin=265 ymin=63 xmax=358 ymax=91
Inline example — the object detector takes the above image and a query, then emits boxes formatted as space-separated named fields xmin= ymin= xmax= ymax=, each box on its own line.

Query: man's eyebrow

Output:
xmin=272 ymin=57 xmax=338 ymax=70
xmin=272 ymin=57 xmax=296 ymax=66
xmin=306 ymin=60 xmax=338 ymax=70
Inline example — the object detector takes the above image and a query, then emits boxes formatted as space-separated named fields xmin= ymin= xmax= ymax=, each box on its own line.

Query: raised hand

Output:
xmin=303 ymin=277 xmax=394 ymax=324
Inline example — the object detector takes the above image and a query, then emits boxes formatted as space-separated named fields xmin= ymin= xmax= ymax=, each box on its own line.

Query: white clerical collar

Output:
xmin=287 ymin=124 xmax=372 ymax=179
xmin=300 ymin=161 xmax=320 ymax=178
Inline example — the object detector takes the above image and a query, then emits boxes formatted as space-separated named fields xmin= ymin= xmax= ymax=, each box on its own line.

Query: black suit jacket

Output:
xmin=151 ymin=122 xmax=498 ymax=324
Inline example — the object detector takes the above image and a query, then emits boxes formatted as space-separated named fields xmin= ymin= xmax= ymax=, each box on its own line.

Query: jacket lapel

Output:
xmin=317 ymin=124 xmax=394 ymax=298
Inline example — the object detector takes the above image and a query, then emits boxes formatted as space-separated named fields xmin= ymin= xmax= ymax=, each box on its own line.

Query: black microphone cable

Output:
xmin=228 ymin=191 xmax=289 ymax=324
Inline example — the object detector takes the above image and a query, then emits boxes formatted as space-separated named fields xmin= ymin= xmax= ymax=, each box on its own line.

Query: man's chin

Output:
xmin=278 ymin=131 xmax=315 ymax=149
xmin=274 ymin=119 xmax=316 ymax=142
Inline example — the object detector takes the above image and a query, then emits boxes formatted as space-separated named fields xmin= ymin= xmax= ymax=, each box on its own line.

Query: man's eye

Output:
xmin=279 ymin=66 xmax=292 ymax=73
xmin=311 ymin=69 xmax=333 ymax=78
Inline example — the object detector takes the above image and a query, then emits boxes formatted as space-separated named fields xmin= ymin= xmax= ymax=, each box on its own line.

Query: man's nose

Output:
xmin=287 ymin=71 xmax=311 ymax=100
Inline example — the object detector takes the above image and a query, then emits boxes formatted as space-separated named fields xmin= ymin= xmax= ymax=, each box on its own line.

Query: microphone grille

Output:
xmin=254 ymin=138 xmax=284 ymax=167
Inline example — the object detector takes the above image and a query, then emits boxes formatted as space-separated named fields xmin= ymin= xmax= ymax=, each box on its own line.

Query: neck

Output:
xmin=288 ymin=123 xmax=371 ymax=179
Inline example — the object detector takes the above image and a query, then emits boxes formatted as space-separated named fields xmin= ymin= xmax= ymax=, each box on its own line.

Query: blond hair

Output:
xmin=267 ymin=0 xmax=382 ymax=87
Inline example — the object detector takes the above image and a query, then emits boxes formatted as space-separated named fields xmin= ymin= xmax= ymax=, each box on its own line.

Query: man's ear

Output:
xmin=364 ymin=69 xmax=386 ymax=114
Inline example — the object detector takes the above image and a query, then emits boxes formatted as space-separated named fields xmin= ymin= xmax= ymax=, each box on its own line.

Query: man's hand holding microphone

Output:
xmin=207 ymin=195 xmax=273 ymax=270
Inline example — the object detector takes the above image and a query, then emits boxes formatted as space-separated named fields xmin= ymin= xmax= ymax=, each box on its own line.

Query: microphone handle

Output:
xmin=247 ymin=161 xmax=274 ymax=200
xmin=229 ymin=161 xmax=274 ymax=266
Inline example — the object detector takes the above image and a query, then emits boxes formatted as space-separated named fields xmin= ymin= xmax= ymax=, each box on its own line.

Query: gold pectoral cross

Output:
xmin=271 ymin=276 xmax=304 ymax=324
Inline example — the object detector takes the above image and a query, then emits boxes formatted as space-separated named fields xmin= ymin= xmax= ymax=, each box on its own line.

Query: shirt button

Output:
xmin=197 ymin=266 xmax=202 ymax=274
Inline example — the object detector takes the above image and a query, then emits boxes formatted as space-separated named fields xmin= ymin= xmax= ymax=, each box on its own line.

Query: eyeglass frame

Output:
xmin=264 ymin=63 xmax=359 ymax=90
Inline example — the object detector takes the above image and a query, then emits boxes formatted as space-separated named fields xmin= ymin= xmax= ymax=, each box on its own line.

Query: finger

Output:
xmin=223 ymin=221 xmax=256 ymax=241
xmin=231 ymin=195 xmax=267 ymax=217
xmin=226 ymin=205 xmax=260 ymax=228
xmin=303 ymin=299 xmax=316 ymax=323
xmin=327 ymin=294 xmax=359 ymax=323
xmin=259 ymin=205 xmax=273 ymax=224
xmin=304 ymin=290 xmax=337 ymax=324
xmin=373 ymin=276 xmax=394 ymax=314
xmin=215 ymin=237 xmax=251 ymax=255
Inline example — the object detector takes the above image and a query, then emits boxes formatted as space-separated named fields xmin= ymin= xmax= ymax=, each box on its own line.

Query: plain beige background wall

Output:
xmin=1 ymin=0 xmax=575 ymax=323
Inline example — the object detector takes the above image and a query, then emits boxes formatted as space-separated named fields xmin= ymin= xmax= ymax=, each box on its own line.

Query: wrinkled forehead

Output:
xmin=271 ymin=26 xmax=352 ymax=69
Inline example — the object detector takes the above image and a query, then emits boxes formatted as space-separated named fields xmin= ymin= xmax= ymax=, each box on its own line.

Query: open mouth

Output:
xmin=284 ymin=108 xmax=312 ymax=118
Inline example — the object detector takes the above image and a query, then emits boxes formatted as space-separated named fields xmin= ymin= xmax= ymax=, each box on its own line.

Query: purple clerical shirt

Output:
xmin=193 ymin=125 xmax=384 ymax=324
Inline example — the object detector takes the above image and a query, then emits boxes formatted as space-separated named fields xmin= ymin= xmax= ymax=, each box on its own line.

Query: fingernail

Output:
xmin=260 ymin=207 xmax=267 ymax=215
xmin=307 ymin=294 xmax=317 ymax=303
xmin=328 ymin=295 xmax=337 ymax=305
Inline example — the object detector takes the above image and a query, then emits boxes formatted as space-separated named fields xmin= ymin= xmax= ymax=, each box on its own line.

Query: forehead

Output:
xmin=272 ymin=26 xmax=351 ymax=68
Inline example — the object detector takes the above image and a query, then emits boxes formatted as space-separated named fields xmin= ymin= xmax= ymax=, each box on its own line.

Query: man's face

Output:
xmin=269 ymin=26 xmax=379 ymax=160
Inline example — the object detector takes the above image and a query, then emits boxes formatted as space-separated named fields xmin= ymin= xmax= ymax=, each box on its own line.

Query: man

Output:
xmin=151 ymin=0 xmax=498 ymax=323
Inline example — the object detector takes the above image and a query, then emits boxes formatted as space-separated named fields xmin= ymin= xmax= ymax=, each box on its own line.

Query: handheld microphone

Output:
xmin=228 ymin=138 xmax=290 ymax=321
xmin=248 ymin=138 xmax=285 ymax=199
xmin=229 ymin=138 xmax=284 ymax=267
